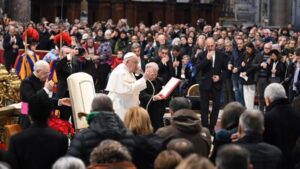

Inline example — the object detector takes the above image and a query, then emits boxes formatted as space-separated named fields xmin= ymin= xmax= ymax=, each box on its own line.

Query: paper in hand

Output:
xmin=240 ymin=73 xmax=248 ymax=81
xmin=158 ymin=77 xmax=181 ymax=99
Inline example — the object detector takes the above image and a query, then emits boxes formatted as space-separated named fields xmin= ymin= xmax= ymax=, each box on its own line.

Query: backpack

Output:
xmin=98 ymin=41 xmax=112 ymax=60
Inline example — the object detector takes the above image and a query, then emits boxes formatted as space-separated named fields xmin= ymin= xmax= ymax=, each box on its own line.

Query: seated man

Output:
xmin=156 ymin=109 xmax=211 ymax=157
xmin=8 ymin=92 xmax=68 ymax=169
xmin=216 ymin=144 xmax=252 ymax=169
xmin=236 ymin=109 xmax=282 ymax=169
xmin=88 ymin=139 xmax=136 ymax=169
xmin=67 ymin=94 xmax=130 ymax=165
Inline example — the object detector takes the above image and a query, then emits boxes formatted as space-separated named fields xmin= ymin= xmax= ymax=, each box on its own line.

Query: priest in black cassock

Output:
xmin=19 ymin=60 xmax=71 ymax=129
xmin=140 ymin=62 xmax=166 ymax=131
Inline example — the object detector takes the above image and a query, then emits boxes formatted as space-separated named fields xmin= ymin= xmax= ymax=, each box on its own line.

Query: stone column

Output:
xmin=292 ymin=0 xmax=300 ymax=30
xmin=7 ymin=0 xmax=31 ymax=22
xmin=270 ymin=0 xmax=292 ymax=26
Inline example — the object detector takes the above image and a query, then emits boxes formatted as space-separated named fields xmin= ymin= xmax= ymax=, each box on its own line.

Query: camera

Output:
xmin=75 ymin=47 xmax=85 ymax=56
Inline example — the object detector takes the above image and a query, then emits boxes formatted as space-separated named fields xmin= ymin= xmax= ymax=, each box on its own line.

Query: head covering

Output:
xmin=54 ymin=32 xmax=72 ymax=46
xmin=123 ymin=52 xmax=136 ymax=60
xmin=22 ymin=27 xmax=39 ymax=45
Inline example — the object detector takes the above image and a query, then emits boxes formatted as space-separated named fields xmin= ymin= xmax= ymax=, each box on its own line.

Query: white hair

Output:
xmin=52 ymin=156 xmax=85 ymax=169
xmin=123 ymin=52 xmax=136 ymax=60
xmin=171 ymin=37 xmax=180 ymax=46
xmin=104 ymin=29 xmax=112 ymax=38
xmin=145 ymin=62 xmax=159 ymax=72
xmin=264 ymin=83 xmax=286 ymax=102
xmin=33 ymin=60 xmax=49 ymax=73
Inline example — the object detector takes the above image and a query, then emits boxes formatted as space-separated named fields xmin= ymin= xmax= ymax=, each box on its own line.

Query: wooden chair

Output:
xmin=187 ymin=84 xmax=200 ymax=96
xmin=4 ymin=124 xmax=22 ymax=147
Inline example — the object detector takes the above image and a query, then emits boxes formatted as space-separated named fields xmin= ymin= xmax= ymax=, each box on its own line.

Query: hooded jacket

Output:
xmin=67 ymin=111 xmax=129 ymax=165
xmin=156 ymin=109 xmax=211 ymax=157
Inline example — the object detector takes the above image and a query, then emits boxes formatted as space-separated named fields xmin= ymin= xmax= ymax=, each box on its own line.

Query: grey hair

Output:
xmin=104 ymin=29 xmax=112 ymax=37
xmin=264 ymin=83 xmax=286 ymax=102
xmin=239 ymin=109 xmax=264 ymax=134
xmin=131 ymin=42 xmax=141 ymax=50
xmin=52 ymin=156 xmax=85 ymax=169
xmin=145 ymin=62 xmax=159 ymax=72
xmin=91 ymin=94 xmax=113 ymax=112
xmin=33 ymin=60 xmax=49 ymax=73
xmin=0 ymin=162 xmax=10 ymax=169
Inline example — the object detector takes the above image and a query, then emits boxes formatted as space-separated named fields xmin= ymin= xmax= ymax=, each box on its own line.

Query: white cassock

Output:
xmin=105 ymin=63 xmax=147 ymax=120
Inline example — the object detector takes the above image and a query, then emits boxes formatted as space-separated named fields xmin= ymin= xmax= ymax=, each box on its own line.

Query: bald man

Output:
xmin=195 ymin=37 xmax=227 ymax=133
xmin=106 ymin=52 xmax=151 ymax=120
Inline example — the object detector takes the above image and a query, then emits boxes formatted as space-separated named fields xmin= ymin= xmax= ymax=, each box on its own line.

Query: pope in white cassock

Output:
xmin=105 ymin=52 xmax=151 ymax=120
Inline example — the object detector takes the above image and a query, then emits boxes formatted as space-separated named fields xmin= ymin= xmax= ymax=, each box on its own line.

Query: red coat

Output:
xmin=111 ymin=56 xmax=123 ymax=69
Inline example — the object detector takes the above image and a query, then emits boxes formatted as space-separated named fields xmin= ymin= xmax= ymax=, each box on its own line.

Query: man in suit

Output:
xmin=3 ymin=25 xmax=23 ymax=70
xmin=8 ymin=91 xmax=68 ymax=169
xmin=55 ymin=47 xmax=93 ymax=120
xmin=151 ymin=45 xmax=175 ymax=85
xmin=19 ymin=60 xmax=70 ymax=129
xmin=196 ymin=37 xmax=226 ymax=133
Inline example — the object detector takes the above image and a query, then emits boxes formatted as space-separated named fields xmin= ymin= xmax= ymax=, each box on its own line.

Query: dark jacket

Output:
xmin=67 ymin=111 xmax=130 ymax=165
xmin=3 ymin=33 xmax=24 ymax=69
xmin=241 ymin=52 xmax=263 ymax=85
xmin=8 ymin=122 xmax=68 ymax=169
xmin=140 ymin=79 xmax=166 ymax=131
xmin=195 ymin=50 xmax=227 ymax=90
xmin=151 ymin=56 xmax=175 ymax=85
xmin=264 ymin=98 xmax=300 ymax=169
xmin=55 ymin=56 xmax=94 ymax=98
xmin=267 ymin=61 xmax=285 ymax=83
xmin=20 ymin=74 xmax=58 ymax=129
xmin=156 ymin=110 xmax=211 ymax=157
xmin=125 ymin=134 xmax=164 ymax=169
xmin=37 ymin=30 xmax=51 ymax=50
xmin=237 ymin=132 xmax=282 ymax=169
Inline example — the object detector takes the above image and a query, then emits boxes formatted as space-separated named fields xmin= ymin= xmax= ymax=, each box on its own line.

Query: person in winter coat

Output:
xmin=156 ymin=109 xmax=211 ymax=157
xmin=67 ymin=94 xmax=131 ymax=165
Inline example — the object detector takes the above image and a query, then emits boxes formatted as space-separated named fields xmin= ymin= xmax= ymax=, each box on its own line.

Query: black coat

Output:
xmin=264 ymin=98 xmax=300 ymax=169
xmin=237 ymin=132 xmax=282 ymax=169
xmin=3 ymin=33 xmax=24 ymax=69
xmin=55 ymin=56 xmax=94 ymax=98
xmin=151 ymin=56 xmax=175 ymax=85
xmin=195 ymin=50 xmax=227 ymax=90
xmin=37 ymin=30 xmax=51 ymax=50
xmin=67 ymin=111 xmax=130 ymax=165
xmin=140 ymin=79 xmax=166 ymax=131
xmin=20 ymin=74 xmax=58 ymax=128
xmin=125 ymin=134 xmax=164 ymax=169
xmin=241 ymin=52 xmax=263 ymax=85
xmin=8 ymin=123 xmax=68 ymax=169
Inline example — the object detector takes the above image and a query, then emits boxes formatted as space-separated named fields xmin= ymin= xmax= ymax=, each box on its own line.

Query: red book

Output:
xmin=158 ymin=77 xmax=181 ymax=99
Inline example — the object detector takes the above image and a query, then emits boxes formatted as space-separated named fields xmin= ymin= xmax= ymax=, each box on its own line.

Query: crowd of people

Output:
xmin=0 ymin=14 xmax=300 ymax=169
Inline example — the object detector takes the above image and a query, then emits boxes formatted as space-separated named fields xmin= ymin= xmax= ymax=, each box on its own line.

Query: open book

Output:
xmin=158 ymin=77 xmax=181 ymax=99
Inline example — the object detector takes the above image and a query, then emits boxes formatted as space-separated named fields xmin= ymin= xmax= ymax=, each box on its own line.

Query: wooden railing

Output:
xmin=0 ymin=106 xmax=19 ymax=147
